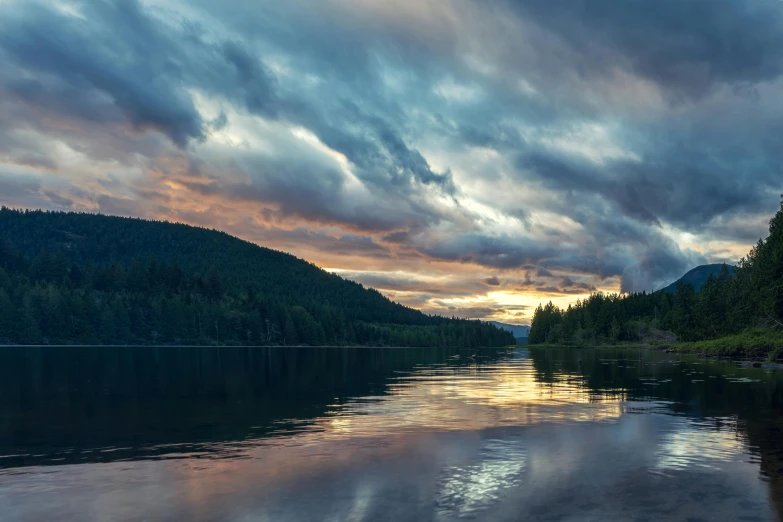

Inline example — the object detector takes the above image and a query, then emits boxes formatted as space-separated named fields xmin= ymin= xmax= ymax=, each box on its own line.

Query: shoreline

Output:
xmin=0 ymin=344 xmax=509 ymax=349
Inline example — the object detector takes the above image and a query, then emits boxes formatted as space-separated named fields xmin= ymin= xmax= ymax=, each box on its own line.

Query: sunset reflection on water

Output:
xmin=303 ymin=354 xmax=625 ymax=441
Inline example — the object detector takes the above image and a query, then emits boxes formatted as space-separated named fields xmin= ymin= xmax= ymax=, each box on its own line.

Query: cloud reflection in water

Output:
xmin=435 ymin=439 xmax=527 ymax=518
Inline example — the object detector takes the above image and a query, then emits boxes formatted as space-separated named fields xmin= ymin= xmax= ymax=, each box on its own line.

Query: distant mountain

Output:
xmin=489 ymin=322 xmax=530 ymax=343
xmin=661 ymin=264 xmax=737 ymax=293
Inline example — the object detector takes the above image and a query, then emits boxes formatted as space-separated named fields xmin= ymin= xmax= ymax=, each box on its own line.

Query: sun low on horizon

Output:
xmin=2 ymin=0 xmax=782 ymax=324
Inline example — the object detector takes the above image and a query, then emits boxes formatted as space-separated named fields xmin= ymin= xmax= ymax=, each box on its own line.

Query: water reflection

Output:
xmin=435 ymin=439 xmax=527 ymax=518
xmin=653 ymin=416 xmax=745 ymax=473
xmin=0 ymin=346 xmax=781 ymax=521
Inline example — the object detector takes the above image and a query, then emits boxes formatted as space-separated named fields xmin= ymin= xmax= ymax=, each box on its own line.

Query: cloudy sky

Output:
xmin=1 ymin=0 xmax=782 ymax=323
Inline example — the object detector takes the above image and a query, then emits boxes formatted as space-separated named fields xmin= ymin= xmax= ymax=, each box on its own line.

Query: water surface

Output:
xmin=1 ymin=346 xmax=782 ymax=521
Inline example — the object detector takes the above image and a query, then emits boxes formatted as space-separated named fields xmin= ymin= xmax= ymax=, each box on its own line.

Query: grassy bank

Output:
xmin=525 ymin=329 xmax=783 ymax=361
xmin=666 ymin=330 xmax=783 ymax=361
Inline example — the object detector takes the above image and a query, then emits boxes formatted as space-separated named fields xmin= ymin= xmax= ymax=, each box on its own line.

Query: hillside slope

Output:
xmin=0 ymin=209 xmax=418 ymax=325
xmin=662 ymin=264 xmax=737 ymax=293
xmin=0 ymin=208 xmax=514 ymax=347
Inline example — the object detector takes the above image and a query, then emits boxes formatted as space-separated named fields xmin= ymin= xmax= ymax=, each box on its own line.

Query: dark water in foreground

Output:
xmin=1 ymin=346 xmax=782 ymax=521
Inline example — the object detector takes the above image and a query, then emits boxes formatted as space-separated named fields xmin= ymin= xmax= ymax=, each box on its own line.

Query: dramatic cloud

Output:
xmin=1 ymin=0 xmax=781 ymax=323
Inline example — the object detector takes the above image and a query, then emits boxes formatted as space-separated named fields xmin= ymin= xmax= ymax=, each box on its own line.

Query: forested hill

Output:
xmin=529 ymin=197 xmax=783 ymax=348
xmin=0 ymin=209 xmax=417 ymax=324
xmin=0 ymin=208 xmax=514 ymax=347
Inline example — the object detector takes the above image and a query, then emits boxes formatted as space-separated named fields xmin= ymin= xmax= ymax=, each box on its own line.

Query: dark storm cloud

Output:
xmin=516 ymin=137 xmax=776 ymax=232
xmin=488 ymin=0 xmax=783 ymax=245
xmin=0 ymin=1 xmax=206 ymax=147
xmin=282 ymin=99 xmax=456 ymax=199
xmin=0 ymin=0 xmax=278 ymax=149
xmin=219 ymin=41 xmax=279 ymax=118
xmin=0 ymin=0 xmax=456 ymax=235
xmin=373 ymin=118 xmax=455 ymax=190
xmin=3 ymin=0 xmax=783 ymax=302
xmin=418 ymin=233 xmax=557 ymax=269
xmin=507 ymin=0 xmax=783 ymax=100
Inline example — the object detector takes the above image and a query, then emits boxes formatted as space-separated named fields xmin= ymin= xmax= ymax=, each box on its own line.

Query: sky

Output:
xmin=1 ymin=0 xmax=782 ymax=324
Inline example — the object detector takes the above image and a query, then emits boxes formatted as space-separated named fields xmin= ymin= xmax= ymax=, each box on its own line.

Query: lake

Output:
xmin=1 ymin=345 xmax=782 ymax=521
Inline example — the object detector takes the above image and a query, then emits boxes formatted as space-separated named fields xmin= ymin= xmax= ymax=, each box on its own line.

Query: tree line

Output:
xmin=529 ymin=197 xmax=783 ymax=345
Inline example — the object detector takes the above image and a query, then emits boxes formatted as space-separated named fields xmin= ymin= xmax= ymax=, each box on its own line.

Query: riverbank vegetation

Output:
xmin=669 ymin=330 xmax=783 ymax=361
xmin=529 ymin=197 xmax=783 ymax=359
xmin=0 ymin=209 xmax=514 ymax=347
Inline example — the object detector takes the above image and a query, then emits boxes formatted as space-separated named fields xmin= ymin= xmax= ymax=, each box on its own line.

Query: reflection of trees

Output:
xmin=742 ymin=415 xmax=783 ymax=521
xmin=528 ymin=347 xmax=783 ymax=519
xmin=0 ymin=346 xmax=506 ymax=467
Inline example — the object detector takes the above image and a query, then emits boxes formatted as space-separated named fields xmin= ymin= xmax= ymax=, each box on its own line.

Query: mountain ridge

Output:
xmin=489 ymin=322 xmax=530 ymax=343
xmin=661 ymin=264 xmax=737 ymax=293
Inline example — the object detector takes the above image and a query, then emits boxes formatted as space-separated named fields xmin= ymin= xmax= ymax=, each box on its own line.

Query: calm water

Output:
xmin=1 ymin=346 xmax=782 ymax=521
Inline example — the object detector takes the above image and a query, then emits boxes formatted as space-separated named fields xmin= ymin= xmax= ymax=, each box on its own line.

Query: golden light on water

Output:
xmin=306 ymin=357 xmax=624 ymax=440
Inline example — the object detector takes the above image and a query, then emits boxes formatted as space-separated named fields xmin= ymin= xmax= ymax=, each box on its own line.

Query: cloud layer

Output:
xmin=2 ymin=0 xmax=781 ymax=322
